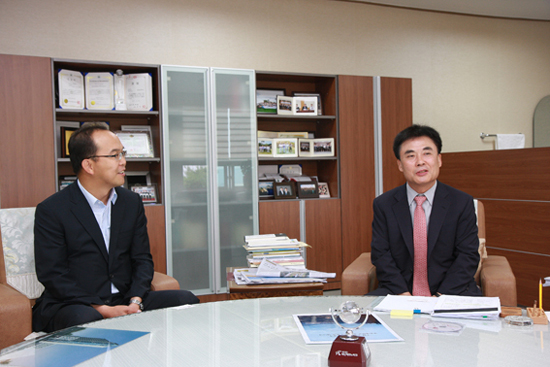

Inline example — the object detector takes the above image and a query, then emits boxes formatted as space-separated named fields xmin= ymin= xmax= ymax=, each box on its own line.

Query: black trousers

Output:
xmin=44 ymin=290 xmax=199 ymax=333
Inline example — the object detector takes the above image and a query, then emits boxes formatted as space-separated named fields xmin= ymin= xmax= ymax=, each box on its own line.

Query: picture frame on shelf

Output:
xmin=294 ymin=92 xmax=322 ymax=115
xmin=258 ymin=138 xmax=273 ymax=157
xmin=58 ymin=69 xmax=84 ymax=110
xmin=297 ymin=181 xmax=319 ymax=199
xmin=318 ymin=182 xmax=330 ymax=198
xmin=313 ymin=138 xmax=335 ymax=157
xmin=130 ymin=184 xmax=158 ymax=204
xmin=259 ymin=180 xmax=275 ymax=199
xmin=298 ymin=138 xmax=314 ymax=157
xmin=273 ymin=182 xmax=296 ymax=199
xmin=257 ymin=89 xmax=285 ymax=114
xmin=56 ymin=121 xmax=80 ymax=158
xmin=124 ymin=171 xmax=152 ymax=189
xmin=277 ymin=95 xmax=293 ymax=115
xmin=272 ymin=138 xmax=298 ymax=157
xmin=293 ymin=96 xmax=318 ymax=115
xmin=115 ymin=130 xmax=154 ymax=158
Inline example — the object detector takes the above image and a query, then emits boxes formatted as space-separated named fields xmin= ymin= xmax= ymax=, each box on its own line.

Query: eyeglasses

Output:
xmin=88 ymin=150 xmax=127 ymax=161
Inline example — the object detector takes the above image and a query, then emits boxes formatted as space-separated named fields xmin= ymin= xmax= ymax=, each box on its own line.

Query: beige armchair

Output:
xmin=0 ymin=207 xmax=180 ymax=350
xmin=342 ymin=200 xmax=517 ymax=306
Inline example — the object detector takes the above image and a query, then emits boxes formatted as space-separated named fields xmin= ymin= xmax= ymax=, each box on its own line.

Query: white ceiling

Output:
xmin=341 ymin=0 xmax=550 ymax=20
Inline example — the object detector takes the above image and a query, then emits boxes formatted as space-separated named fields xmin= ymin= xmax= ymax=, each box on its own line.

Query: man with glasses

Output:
xmin=33 ymin=122 xmax=199 ymax=332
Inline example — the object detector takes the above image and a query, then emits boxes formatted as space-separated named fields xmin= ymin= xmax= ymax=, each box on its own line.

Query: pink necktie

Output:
xmin=413 ymin=195 xmax=431 ymax=296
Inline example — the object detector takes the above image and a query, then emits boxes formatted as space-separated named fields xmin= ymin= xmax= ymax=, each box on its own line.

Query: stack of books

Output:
xmin=244 ymin=233 xmax=308 ymax=268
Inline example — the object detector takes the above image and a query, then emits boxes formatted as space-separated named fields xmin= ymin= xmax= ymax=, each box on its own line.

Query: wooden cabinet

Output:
xmin=256 ymin=72 xmax=339 ymax=197
xmin=0 ymin=54 xmax=56 ymax=208
xmin=256 ymin=72 xmax=341 ymax=288
xmin=52 ymin=59 xmax=163 ymax=202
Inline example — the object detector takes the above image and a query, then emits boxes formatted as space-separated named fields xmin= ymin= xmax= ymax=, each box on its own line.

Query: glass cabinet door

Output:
xmin=210 ymin=68 xmax=258 ymax=292
xmin=162 ymin=66 xmax=257 ymax=294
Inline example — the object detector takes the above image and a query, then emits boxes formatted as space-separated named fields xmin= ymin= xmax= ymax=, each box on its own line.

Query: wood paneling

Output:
xmin=380 ymin=77 xmax=413 ymax=193
xmin=0 ymin=54 xmax=55 ymax=208
xmin=484 ymin=200 xmax=550 ymax=254
xmin=259 ymin=200 xmax=301 ymax=240
xmin=338 ymin=75 xmax=376 ymax=267
xmin=439 ymin=147 xmax=550 ymax=307
xmin=488 ymin=249 xmax=550 ymax=308
xmin=145 ymin=205 xmax=167 ymax=273
xmin=305 ymin=199 xmax=342 ymax=282
xmin=438 ymin=147 xmax=550 ymax=201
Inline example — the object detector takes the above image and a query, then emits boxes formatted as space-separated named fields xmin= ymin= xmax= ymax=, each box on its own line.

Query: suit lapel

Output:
xmin=392 ymin=185 xmax=415 ymax=258
xmin=68 ymin=183 xmax=109 ymax=262
xmin=427 ymin=183 xmax=450 ymax=258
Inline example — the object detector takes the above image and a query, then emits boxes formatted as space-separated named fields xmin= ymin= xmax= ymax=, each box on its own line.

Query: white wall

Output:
xmin=1 ymin=0 xmax=549 ymax=152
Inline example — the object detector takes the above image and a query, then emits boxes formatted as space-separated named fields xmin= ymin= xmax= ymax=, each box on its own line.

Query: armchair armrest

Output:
xmin=341 ymin=253 xmax=377 ymax=295
xmin=151 ymin=271 xmax=180 ymax=291
xmin=480 ymin=255 xmax=517 ymax=307
xmin=0 ymin=283 xmax=32 ymax=350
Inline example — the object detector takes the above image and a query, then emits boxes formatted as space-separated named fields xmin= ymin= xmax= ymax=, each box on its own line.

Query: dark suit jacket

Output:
xmin=370 ymin=182 xmax=481 ymax=296
xmin=32 ymin=183 xmax=154 ymax=331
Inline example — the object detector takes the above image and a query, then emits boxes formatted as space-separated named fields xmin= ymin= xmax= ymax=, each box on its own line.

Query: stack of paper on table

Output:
xmin=233 ymin=258 xmax=335 ymax=285
xmin=244 ymin=233 xmax=308 ymax=268
xmin=373 ymin=294 xmax=501 ymax=320
xmin=432 ymin=295 xmax=501 ymax=320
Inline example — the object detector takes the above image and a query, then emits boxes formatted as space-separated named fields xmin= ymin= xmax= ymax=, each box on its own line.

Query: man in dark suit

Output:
xmin=33 ymin=122 xmax=199 ymax=332
xmin=369 ymin=125 xmax=481 ymax=296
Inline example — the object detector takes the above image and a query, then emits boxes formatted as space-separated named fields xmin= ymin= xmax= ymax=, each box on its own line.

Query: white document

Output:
xmin=125 ymin=73 xmax=153 ymax=111
xmin=256 ymin=259 xmax=335 ymax=278
xmin=373 ymin=295 xmax=439 ymax=314
xmin=85 ymin=72 xmax=114 ymax=110
xmin=432 ymin=295 xmax=501 ymax=320
xmin=58 ymin=69 xmax=84 ymax=109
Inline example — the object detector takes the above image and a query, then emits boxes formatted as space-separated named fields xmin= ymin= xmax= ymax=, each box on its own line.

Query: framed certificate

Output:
xmin=115 ymin=131 xmax=154 ymax=158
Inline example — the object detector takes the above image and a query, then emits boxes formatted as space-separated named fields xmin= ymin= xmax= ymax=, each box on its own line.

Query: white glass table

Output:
xmin=2 ymin=296 xmax=549 ymax=366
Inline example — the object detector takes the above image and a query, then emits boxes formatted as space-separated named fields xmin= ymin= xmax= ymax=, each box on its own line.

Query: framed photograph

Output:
xmin=124 ymin=171 xmax=151 ymax=189
xmin=277 ymin=95 xmax=294 ymax=115
xmin=293 ymin=96 xmax=318 ymax=115
xmin=298 ymin=138 xmax=314 ymax=157
xmin=257 ymin=89 xmax=285 ymax=114
xmin=259 ymin=180 xmax=274 ymax=199
xmin=115 ymin=131 xmax=154 ymax=158
xmin=274 ymin=182 xmax=296 ymax=199
xmin=273 ymin=138 xmax=298 ymax=157
xmin=294 ymin=92 xmax=322 ymax=115
xmin=130 ymin=184 xmax=158 ymax=204
xmin=313 ymin=138 xmax=335 ymax=157
xmin=297 ymin=181 xmax=319 ymax=199
xmin=318 ymin=182 xmax=331 ymax=198
xmin=258 ymin=138 xmax=273 ymax=156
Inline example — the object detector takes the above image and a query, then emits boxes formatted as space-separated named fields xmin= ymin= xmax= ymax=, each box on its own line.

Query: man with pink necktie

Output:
xmin=368 ymin=125 xmax=481 ymax=297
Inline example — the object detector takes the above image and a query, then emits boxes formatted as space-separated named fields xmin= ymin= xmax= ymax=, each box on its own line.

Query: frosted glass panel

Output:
xmin=162 ymin=66 xmax=211 ymax=292
xmin=211 ymin=69 xmax=257 ymax=290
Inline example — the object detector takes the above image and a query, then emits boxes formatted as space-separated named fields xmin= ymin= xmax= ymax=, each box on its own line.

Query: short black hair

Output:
xmin=68 ymin=122 xmax=110 ymax=175
xmin=393 ymin=124 xmax=442 ymax=159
